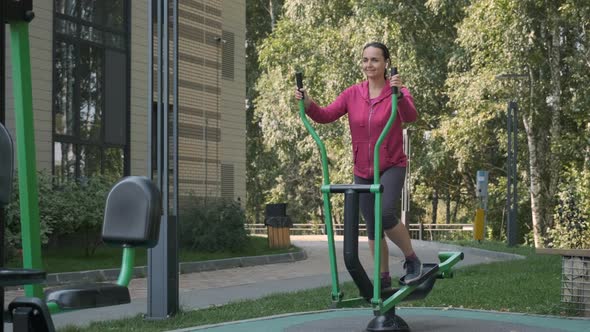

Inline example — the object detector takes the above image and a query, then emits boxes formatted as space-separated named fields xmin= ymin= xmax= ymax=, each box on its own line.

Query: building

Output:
xmin=4 ymin=0 xmax=246 ymax=204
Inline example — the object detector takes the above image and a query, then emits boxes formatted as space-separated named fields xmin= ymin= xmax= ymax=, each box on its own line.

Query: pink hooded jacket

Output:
xmin=305 ymin=81 xmax=417 ymax=179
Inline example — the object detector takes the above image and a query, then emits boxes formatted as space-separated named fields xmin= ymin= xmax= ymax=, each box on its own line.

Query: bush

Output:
xmin=180 ymin=197 xmax=248 ymax=252
xmin=547 ymin=167 xmax=590 ymax=249
xmin=5 ymin=171 xmax=114 ymax=257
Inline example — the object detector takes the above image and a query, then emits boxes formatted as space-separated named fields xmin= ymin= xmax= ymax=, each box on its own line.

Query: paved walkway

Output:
xmin=3 ymin=236 xmax=524 ymax=330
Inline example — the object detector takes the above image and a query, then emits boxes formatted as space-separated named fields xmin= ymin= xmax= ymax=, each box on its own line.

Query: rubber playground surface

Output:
xmin=169 ymin=307 xmax=589 ymax=332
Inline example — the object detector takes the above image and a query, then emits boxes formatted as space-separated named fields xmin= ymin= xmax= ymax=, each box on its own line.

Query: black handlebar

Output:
xmin=296 ymin=72 xmax=304 ymax=99
xmin=391 ymin=67 xmax=398 ymax=95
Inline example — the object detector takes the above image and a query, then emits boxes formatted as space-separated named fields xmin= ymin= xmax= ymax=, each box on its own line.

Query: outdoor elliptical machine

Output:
xmin=296 ymin=69 xmax=464 ymax=332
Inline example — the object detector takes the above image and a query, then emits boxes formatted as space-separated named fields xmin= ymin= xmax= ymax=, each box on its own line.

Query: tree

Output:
xmin=449 ymin=0 xmax=590 ymax=246
xmin=246 ymin=0 xmax=285 ymax=223
xmin=252 ymin=0 xmax=466 ymax=225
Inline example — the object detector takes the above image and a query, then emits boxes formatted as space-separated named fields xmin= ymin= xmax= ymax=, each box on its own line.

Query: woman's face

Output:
xmin=362 ymin=46 xmax=388 ymax=80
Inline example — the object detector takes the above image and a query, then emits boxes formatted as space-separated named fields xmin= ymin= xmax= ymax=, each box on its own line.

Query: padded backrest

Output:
xmin=0 ymin=123 xmax=14 ymax=207
xmin=102 ymin=176 xmax=162 ymax=248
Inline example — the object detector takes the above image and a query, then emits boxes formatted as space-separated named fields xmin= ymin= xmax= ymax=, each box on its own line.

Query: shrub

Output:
xmin=547 ymin=167 xmax=590 ymax=249
xmin=180 ymin=197 xmax=248 ymax=252
xmin=5 ymin=171 xmax=114 ymax=257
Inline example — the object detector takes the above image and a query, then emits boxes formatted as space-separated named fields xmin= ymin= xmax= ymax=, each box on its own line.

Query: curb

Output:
xmin=41 ymin=249 xmax=307 ymax=287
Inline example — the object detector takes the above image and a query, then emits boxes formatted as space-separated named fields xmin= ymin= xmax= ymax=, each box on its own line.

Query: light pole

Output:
xmin=495 ymin=73 xmax=528 ymax=247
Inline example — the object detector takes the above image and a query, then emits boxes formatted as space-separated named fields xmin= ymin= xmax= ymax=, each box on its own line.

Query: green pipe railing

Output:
xmin=371 ymin=68 xmax=399 ymax=308
xmin=9 ymin=19 xmax=44 ymax=299
xmin=296 ymin=69 xmax=398 ymax=309
xmin=117 ymin=247 xmax=136 ymax=286
xmin=296 ymin=70 xmax=464 ymax=316
xmin=296 ymin=73 xmax=341 ymax=302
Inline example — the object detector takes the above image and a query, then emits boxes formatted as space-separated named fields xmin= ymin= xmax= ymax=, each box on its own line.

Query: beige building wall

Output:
xmin=129 ymin=2 xmax=150 ymax=176
xmin=221 ymin=0 xmax=246 ymax=203
xmin=173 ymin=0 xmax=246 ymax=205
xmin=5 ymin=1 xmax=54 ymax=171
xmin=4 ymin=1 xmax=246 ymax=203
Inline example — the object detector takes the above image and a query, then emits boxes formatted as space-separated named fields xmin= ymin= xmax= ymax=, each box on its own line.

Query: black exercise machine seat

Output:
xmin=44 ymin=283 xmax=131 ymax=310
xmin=44 ymin=176 xmax=162 ymax=310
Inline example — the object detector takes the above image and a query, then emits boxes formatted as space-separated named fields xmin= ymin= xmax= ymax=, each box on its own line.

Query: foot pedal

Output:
xmin=399 ymin=263 xmax=439 ymax=287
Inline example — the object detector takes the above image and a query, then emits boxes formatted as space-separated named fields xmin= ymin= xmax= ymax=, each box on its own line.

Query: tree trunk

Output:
xmin=546 ymin=10 xmax=562 ymax=234
xmin=445 ymin=189 xmax=451 ymax=224
xmin=452 ymin=192 xmax=460 ymax=224
xmin=523 ymin=9 xmax=563 ymax=248
xmin=585 ymin=122 xmax=590 ymax=173
xmin=431 ymin=189 xmax=438 ymax=224
xmin=269 ymin=0 xmax=276 ymax=30
xmin=523 ymin=113 xmax=543 ymax=247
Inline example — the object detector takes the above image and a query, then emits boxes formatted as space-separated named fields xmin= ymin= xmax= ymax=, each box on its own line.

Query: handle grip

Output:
xmin=296 ymin=72 xmax=304 ymax=99
xmin=390 ymin=67 xmax=398 ymax=95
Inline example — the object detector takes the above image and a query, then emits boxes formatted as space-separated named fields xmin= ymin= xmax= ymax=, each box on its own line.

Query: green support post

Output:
xmin=296 ymin=73 xmax=342 ymax=303
xmin=9 ymin=20 xmax=43 ymax=298
xmin=370 ymin=84 xmax=398 ymax=309
xmin=117 ymin=248 xmax=136 ymax=286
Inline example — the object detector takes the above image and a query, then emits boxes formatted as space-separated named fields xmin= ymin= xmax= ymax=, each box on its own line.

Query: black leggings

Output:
xmin=354 ymin=167 xmax=406 ymax=240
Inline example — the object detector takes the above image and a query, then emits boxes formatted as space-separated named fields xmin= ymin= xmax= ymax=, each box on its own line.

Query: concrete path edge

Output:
xmin=43 ymin=249 xmax=307 ymax=286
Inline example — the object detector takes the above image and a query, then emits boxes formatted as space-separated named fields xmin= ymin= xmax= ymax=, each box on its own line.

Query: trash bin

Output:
xmin=264 ymin=203 xmax=292 ymax=249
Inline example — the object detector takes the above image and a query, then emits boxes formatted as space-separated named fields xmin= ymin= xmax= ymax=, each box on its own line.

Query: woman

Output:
xmin=294 ymin=42 xmax=422 ymax=287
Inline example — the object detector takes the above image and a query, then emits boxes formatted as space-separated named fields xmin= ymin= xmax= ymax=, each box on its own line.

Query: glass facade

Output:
xmin=53 ymin=0 xmax=129 ymax=182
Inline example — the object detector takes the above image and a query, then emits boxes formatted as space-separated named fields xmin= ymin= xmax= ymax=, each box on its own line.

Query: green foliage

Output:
xmin=247 ymin=0 xmax=590 ymax=246
xmin=5 ymin=171 xmax=113 ymax=257
xmin=547 ymin=168 xmax=590 ymax=249
xmin=180 ymin=197 xmax=249 ymax=253
xmin=246 ymin=0 xmax=286 ymax=224
xmin=252 ymin=0 xmax=468 ymax=225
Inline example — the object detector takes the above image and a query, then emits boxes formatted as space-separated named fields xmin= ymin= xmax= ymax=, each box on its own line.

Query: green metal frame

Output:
xmin=298 ymin=98 xmax=342 ymax=302
xmin=9 ymin=20 xmax=43 ymax=299
xmin=297 ymin=73 xmax=463 ymax=315
xmin=370 ymin=93 xmax=398 ymax=308
xmin=297 ymin=77 xmax=399 ymax=310
xmin=297 ymin=76 xmax=398 ymax=311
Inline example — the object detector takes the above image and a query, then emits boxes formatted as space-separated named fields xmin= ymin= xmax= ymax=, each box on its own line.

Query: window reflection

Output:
xmin=80 ymin=25 xmax=104 ymax=44
xmin=55 ymin=0 xmax=77 ymax=17
xmin=54 ymin=143 xmax=75 ymax=183
xmin=79 ymin=145 xmax=102 ymax=178
xmin=104 ymin=148 xmax=124 ymax=179
xmin=80 ymin=0 xmax=125 ymax=29
xmin=55 ymin=18 xmax=77 ymax=36
xmin=53 ymin=0 xmax=128 ymax=181
xmin=55 ymin=42 xmax=76 ymax=136
xmin=79 ymin=46 xmax=103 ymax=141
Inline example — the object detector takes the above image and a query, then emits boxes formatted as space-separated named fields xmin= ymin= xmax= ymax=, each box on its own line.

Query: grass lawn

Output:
xmin=59 ymin=240 xmax=568 ymax=332
xmin=8 ymin=236 xmax=296 ymax=273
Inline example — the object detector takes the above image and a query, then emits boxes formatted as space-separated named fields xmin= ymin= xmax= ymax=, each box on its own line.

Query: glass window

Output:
xmin=55 ymin=18 xmax=77 ymax=36
xmin=80 ymin=25 xmax=104 ymax=44
xmin=53 ymin=0 xmax=129 ymax=181
xmin=54 ymin=42 xmax=76 ymax=136
xmin=79 ymin=144 xmax=102 ymax=178
xmin=55 ymin=0 xmax=77 ymax=17
xmin=54 ymin=142 xmax=75 ymax=183
xmin=79 ymin=0 xmax=125 ymax=29
xmin=104 ymin=148 xmax=124 ymax=179
xmin=78 ymin=45 xmax=103 ymax=141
